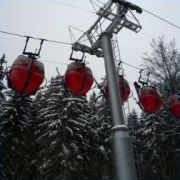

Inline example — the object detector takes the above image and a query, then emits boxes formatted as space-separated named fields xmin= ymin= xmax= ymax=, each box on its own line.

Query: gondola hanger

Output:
xmin=69 ymin=49 xmax=85 ymax=64
xmin=23 ymin=36 xmax=44 ymax=59
xmin=138 ymin=69 xmax=150 ymax=86
xmin=134 ymin=69 xmax=153 ymax=94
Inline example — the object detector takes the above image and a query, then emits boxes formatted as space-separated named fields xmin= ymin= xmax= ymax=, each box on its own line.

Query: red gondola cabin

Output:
xmin=104 ymin=75 xmax=131 ymax=102
xmin=8 ymin=55 xmax=45 ymax=94
xmin=169 ymin=94 xmax=180 ymax=118
xmin=138 ymin=86 xmax=163 ymax=113
xmin=64 ymin=62 xmax=94 ymax=95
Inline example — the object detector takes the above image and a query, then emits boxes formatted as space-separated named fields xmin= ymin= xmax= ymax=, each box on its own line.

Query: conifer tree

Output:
xmin=1 ymin=91 xmax=35 ymax=180
xmin=127 ymin=109 xmax=139 ymax=138
xmin=36 ymin=75 xmax=93 ymax=180
xmin=137 ymin=111 xmax=178 ymax=179
xmin=0 ymin=54 xmax=6 ymax=99
xmin=127 ymin=109 xmax=142 ymax=178
xmin=88 ymin=91 xmax=113 ymax=180
xmin=0 ymin=54 xmax=6 ymax=179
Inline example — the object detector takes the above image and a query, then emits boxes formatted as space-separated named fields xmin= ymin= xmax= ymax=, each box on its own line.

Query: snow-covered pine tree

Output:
xmin=86 ymin=91 xmax=100 ymax=178
xmin=35 ymin=76 xmax=67 ymax=179
xmin=0 ymin=54 xmax=6 ymax=179
xmin=36 ymin=75 xmax=93 ymax=180
xmin=24 ymin=91 xmax=46 ymax=180
xmin=137 ymin=110 xmax=178 ymax=180
xmin=127 ymin=110 xmax=142 ymax=179
xmin=127 ymin=109 xmax=139 ymax=138
xmin=0 ymin=54 xmax=6 ymax=99
xmin=0 ymin=91 xmax=35 ymax=180
xmin=61 ymin=94 xmax=93 ymax=180
xmin=88 ymin=91 xmax=113 ymax=180
xmin=33 ymin=89 xmax=48 ymax=178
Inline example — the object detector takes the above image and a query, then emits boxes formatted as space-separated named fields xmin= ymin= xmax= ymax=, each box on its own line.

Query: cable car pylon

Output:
xmin=69 ymin=1 xmax=142 ymax=180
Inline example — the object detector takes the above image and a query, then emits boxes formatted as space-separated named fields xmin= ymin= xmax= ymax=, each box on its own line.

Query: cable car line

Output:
xmin=43 ymin=58 xmax=144 ymax=74
xmin=44 ymin=57 xmax=143 ymax=73
xmin=42 ymin=59 xmax=145 ymax=82
xmin=0 ymin=30 xmax=73 ymax=46
xmin=43 ymin=59 xmax=68 ymax=66
xmin=121 ymin=61 xmax=142 ymax=70
xmin=48 ymin=0 xmax=95 ymax=14
xmin=142 ymin=8 xmax=180 ymax=30
xmin=0 ymin=29 xmax=145 ymax=73
xmin=0 ymin=30 xmax=26 ymax=38
xmin=42 ymin=60 xmax=103 ymax=80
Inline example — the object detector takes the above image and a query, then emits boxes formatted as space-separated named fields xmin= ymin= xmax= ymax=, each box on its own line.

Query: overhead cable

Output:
xmin=44 ymin=58 xmax=143 ymax=73
xmin=0 ymin=29 xmax=146 ymax=72
xmin=43 ymin=59 xmax=103 ymax=80
xmin=121 ymin=61 xmax=142 ymax=70
xmin=48 ymin=0 xmax=95 ymax=14
xmin=0 ymin=30 xmax=72 ymax=45
xmin=142 ymin=8 xmax=180 ymax=30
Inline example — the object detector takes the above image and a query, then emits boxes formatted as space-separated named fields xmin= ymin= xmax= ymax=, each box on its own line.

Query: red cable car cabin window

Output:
xmin=139 ymin=86 xmax=163 ymax=113
xmin=104 ymin=75 xmax=131 ymax=102
xmin=64 ymin=62 xmax=94 ymax=95
xmin=8 ymin=55 xmax=45 ymax=94
xmin=169 ymin=94 xmax=180 ymax=118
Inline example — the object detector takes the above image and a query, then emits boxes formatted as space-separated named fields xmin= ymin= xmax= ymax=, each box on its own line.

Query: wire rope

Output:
xmin=0 ymin=30 xmax=72 ymax=45
xmin=142 ymin=8 xmax=180 ymax=30
xmin=48 ymin=0 xmax=95 ymax=14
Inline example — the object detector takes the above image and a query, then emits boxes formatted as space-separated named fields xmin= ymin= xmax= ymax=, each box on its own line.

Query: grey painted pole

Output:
xmin=101 ymin=32 xmax=137 ymax=180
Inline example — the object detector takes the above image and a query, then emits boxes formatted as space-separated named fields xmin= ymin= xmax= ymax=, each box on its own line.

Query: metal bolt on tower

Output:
xmin=71 ymin=0 xmax=142 ymax=180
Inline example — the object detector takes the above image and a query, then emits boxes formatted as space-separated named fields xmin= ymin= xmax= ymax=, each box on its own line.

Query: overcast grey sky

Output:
xmin=0 ymin=0 xmax=180 ymax=113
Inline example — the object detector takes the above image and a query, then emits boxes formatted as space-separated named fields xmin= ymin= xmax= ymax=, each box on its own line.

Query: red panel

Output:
xmin=9 ymin=56 xmax=44 ymax=94
xmin=170 ymin=103 xmax=180 ymax=118
xmin=139 ymin=94 xmax=162 ymax=113
xmin=119 ymin=76 xmax=130 ymax=101
xmin=104 ymin=75 xmax=131 ymax=102
xmin=65 ymin=71 xmax=84 ymax=94
xmin=64 ymin=63 xmax=94 ymax=95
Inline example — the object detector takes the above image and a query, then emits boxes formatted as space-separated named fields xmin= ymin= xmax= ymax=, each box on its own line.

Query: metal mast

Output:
xmin=71 ymin=1 xmax=142 ymax=180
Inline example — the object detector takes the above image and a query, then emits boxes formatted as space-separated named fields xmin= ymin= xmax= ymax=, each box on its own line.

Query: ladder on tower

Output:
xmin=111 ymin=35 xmax=131 ymax=122
xmin=111 ymin=35 xmax=121 ymax=69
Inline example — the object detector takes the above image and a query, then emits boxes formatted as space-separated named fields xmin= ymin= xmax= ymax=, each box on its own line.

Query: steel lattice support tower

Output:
xmin=71 ymin=1 xmax=142 ymax=180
